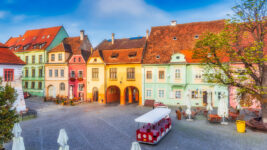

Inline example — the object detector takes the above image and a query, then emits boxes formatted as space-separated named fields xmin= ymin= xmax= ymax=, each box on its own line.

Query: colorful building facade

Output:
xmin=5 ymin=26 xmax=68 ymax=96
xmin=142 ymin=20 xmax=228 ymax=107
xmin=94 ymin=35 xmax=146 ymax=105
xmin=0 ymin=43 xmax=26 ymax=112
xmin=86 ymin=50 xmax=106 ymax=103
xmin=45 ymin=37 xmax=73 ymax=98
xmin=68 ymin=31 xmax=92 ymax=101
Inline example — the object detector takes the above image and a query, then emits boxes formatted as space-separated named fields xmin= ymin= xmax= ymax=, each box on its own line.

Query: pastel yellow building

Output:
xmin=87 ymin=50 xmax=106 ymax=103
xmin=45 ymin=38 xmax=73 ymax=98
xmin=94 ymin=35 xmax=146 ymax=105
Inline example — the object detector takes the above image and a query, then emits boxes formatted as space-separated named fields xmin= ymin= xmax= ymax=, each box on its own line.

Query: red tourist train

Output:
xmin=135 ymin=107 xmax=172 ymax=144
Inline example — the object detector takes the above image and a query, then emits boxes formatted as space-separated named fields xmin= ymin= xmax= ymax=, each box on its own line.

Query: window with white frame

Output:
xmin=175 ymin=69 xmax=181 ymax=79
xmin=195 ymin=70 xmax=202 ymax=79
xmin=55 ymin=69 xmax=58 ymax=77
xmin=60 ymin=69 xmax=64 ymax=77
xmin=159 ymin=70 xmax=165 ymax=80
xmin=146 ymin=71 xmax=152 ymax=79
xmin=49 ymin=69 xmax=52 ymax=77
xmin=58 ymin=54 xmax=63 ymax=61
xmin=175 ymin=91 xmax=181 ymax=99
xmin=158 ymin=89 xmax=165 ymax=98
xmin=146 ymin=89 xmax=152 ymax=98
xmin=71 ymin=71 xmax=75 ymax=78
xmin=79 ymin=84 xmax=84 ymax=91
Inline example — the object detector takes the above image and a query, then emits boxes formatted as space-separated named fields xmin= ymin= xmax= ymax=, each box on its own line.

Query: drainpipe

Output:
xmin=143 ymin=66 xmax=145 ymax=105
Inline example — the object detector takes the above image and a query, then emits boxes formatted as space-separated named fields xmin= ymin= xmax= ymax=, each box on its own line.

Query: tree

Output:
xmin=193 ymin=0 xmax=267 ymax=125
xmin=0 ymin=80 xmax=19 ymax=149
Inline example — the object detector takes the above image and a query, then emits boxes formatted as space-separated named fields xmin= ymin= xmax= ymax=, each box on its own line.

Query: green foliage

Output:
xmin=0 ymin=84 xmax=19 ymax=149
xmin=193 ymin=0 xmax=267 ymax=103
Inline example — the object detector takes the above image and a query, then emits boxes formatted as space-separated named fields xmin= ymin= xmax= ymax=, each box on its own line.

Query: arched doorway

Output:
xmin=124 ymin=86 xmax=139 ymax=104
xmin=47 ymin=85 xmax=56 ymax=98
xmin=106 ymin=86 xmax=120 ymax=103
xmin=92 ymin=87 xmax=99 ymax=102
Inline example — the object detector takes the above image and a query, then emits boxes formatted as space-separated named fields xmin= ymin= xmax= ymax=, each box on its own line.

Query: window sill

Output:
xmin=92 ymin=78 xmax=99 ymax=81
xmin=109 ymin=79 xmax=117 ymax=81
xmin=127 ymin=79 xmax=135 ymax=81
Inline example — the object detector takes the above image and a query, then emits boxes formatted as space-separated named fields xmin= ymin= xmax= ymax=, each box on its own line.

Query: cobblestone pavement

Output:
xmin=4 ymin=97 xmax=267 ymax=150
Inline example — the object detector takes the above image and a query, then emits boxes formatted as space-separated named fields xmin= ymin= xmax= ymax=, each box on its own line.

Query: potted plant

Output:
xmin=70 ymin=77 xmax=75 ymax=82
xmin=77 ymin=77 xmax=83 ymax=81
xmin=70 ymin=99 xmax=74 ymax=106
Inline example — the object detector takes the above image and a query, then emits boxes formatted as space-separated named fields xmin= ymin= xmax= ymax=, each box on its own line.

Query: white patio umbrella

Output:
xmin=12 ymin=123 xmax=25 ymax=150
xmin=57 ymin=129 xmax=69 ymax=150
xmin=69 ymin=86 xmax=73 ymax=99
xmin=185 ymin=90 xmax=193 ymax=121
xmin=217 ymin=95 xmax=229 ymax=125
xmin=206 ymin=91 xmax=213 ymax=114
xmin=131 ymin=142 xmax=141 ymax=150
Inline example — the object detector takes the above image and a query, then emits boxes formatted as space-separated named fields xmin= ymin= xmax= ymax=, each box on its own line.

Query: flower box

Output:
xmin=77 ymin=77 xmax=83 ymax=81
xmin=70 ymin=77 xmax=76 ymax=82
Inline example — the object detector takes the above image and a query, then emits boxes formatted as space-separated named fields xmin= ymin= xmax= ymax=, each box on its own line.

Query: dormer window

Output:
xmin=156 ymin=55 xmax=160 ymax=59
xmin=128 ymin=51 xmax=137 ymax=58
xmin=33 ymin=36 xmax=36 ymax=40
xmin=23 ymin=44 xmax=30 ymax=50
xmin=33 ymin=44 xmax=37 ymax=49
xmin=173 ymin=36 xmax=177 ymax=40
xmin=194 ymin=35 xmax=199 ymax=39
xmin=111 ymin=53 xmax=119 ymax=58
xmin=47 ymin=35 xmax=50 ymax=38
xmin=39 ymin=43 xmax=46 ymax=49
xmin=15 ymin=46 xmax=20 ymax=51
xmin=22 ymin=38 xmax=25 ymax=41
xmin=79 ymin=58 xmax=81 ymax=62
xmin=42 ymin=35 xmax=45 ymax=39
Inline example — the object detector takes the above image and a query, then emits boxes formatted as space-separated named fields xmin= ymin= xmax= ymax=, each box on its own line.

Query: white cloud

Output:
xmin=172 ymin=0 xmax=235 ymax=23
xmin=12 ymin=14 xmax=27 ymax=22
xmin=0 ymin=11 xmax=7 ymax=19
xmin=0 ymin=0 xmax=236 ymax=46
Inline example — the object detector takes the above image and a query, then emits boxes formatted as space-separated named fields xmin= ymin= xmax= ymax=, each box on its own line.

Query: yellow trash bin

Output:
xmin=236 ymin=120 xmax=246 ymax=133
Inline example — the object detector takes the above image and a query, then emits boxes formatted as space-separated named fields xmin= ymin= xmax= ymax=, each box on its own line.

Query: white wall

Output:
xmin=0 ymin=64 xmax=26 ymax=112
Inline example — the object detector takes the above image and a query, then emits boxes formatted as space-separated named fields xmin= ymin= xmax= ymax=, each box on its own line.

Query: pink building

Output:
xmin=229 ymin=63 xmax=261 ymax=109
xmin=68 ymin=30 xmax=92 ymax=101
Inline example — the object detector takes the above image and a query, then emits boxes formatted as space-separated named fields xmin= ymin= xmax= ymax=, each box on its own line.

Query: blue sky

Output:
xmin=0 ymin=0 xmax=235 ymax=46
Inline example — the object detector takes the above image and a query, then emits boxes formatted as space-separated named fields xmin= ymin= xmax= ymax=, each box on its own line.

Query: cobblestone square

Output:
xmin=4 ymin=97 xmax=267 ymax=150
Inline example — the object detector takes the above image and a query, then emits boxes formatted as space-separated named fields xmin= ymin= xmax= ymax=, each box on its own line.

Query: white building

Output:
xmin=0 ymin=43 xmax=26 ymax=112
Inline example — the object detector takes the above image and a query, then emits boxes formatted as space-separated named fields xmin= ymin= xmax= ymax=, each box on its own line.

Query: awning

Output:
xmin=134 ymin=107 xmax=171 ymax=124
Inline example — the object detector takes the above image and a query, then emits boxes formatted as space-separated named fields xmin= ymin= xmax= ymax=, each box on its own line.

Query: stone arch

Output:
xmin=106 ymin=86 xmax=120 ymax=104
xmin=124 ymin=86 xmax=139 ymax=105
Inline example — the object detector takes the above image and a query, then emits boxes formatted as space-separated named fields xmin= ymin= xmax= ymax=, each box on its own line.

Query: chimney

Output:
xmin=80 ymin=30 xmax=84 ymax=41
xmin=19 ymin=35 xmax=22 ymax=37
xmin=91 ymin=47 xmax=93 ymax=54
xmin=112 ymin=33 xmax=115 ymax=44
xmin=146 ymin=29 xmax=149 ymax=40
xmin=171 ymin=20 xmax=177 ymax=26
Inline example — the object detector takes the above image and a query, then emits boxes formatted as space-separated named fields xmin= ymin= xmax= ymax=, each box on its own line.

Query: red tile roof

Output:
xmin=0 ymin=43 xmax=25 ymax=65
xmin=96 ymin=37 xmax=146 ymax=50
xmin=5 ymin=26 xmax=63 ymax=52
xmin=96 ymin=37 xmax=146 ymax=64
xmin=102 ymin=48 xmax=144 ymax=64
xmin=91 ymin=50 xmax=101 ymax=57
xmin=179 ymin=50 xmax=229 ymax=63
xmin=143 ymin=20 xmax=226 ymax=64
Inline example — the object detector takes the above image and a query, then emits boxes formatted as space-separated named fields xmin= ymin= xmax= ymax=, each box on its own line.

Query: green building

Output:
xmin=6 ymin=26 xmax=69 ymax=96
xmin=142 ymin=20 xmax=228 ymax=107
